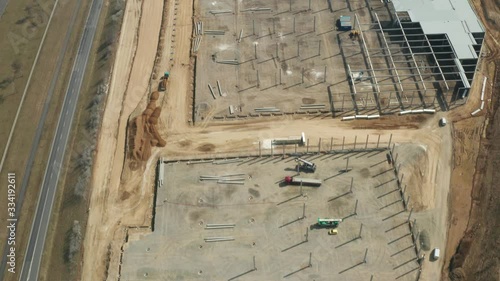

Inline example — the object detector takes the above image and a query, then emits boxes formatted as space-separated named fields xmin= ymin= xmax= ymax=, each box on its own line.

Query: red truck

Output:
xmin=284 ymin=176 xmax=322 ymax=187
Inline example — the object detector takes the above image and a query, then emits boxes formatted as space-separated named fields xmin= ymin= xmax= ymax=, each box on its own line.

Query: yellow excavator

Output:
xmin=349 ymin=30 xmax=360 ymax=40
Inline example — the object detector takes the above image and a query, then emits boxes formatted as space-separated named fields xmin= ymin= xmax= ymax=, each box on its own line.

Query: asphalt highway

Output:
xmin=18 ymin=0 xmax=103 ymax=280
xmin=0 ymin=0 xmax=83 ymax=278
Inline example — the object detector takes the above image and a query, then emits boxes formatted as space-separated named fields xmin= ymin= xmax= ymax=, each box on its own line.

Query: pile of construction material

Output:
xmin=205 ymin=223 xmax=235 ymax=229
xmin=241 ymin=7 xmax=272 ymax=12
xmin=216 ymin=59 xmax=239 ymax=65
xmin=199 ymin=173 xmax=246 ymax=185
xmin=399 ymin=109 xmax=435 ymax=115
xmin=208 ymin=81 xmax=225 ymax=100
xmin=192 ymin=21 xmax=203 ymax=53
xmin=471 ymin=77 xmax=487 ymax=116
xmin=204 ymin=236 xmax=235 ymax=242
xmin=341 ymin=114 xmax=380 ymax=121
xmin=204 ymin=29 xmax=225 ymax=36
xmin=129 ymin=91 xmax=166 ymax=162
xmin=208 ymin=10 xmax=232 ymax=15
xmin=254 ymin=107 xmax=280 ymax=113
xmin=299 ymin=104 xmax=325 ymax=110
xmin=204 ymin=223 xmax=236 ymax=242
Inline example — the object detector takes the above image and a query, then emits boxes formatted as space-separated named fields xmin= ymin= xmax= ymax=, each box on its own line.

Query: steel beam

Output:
xmin=387 ymin=58 xmax=453 ymax=63
xmin=369 ymin=81 xmax=441 ymax=87
xmin=352 ymin=66 xmax=437 ymax=72
xmin=364 ymin=26 xmax=425 ymax=31
xmin=355 ymin=14 xmax=380 ymax=94
xmin=408 ymin=58 xmax=467 ymax=62
xmin=370 ymin=51 xmax=455 ymax=57
xmin=394 ymin=13 xmax=427 ymax=97
xmin=366 ymin=45 xmax=453 ymax=51
xmin=367 ymin=58 xmax=461 ymax=64
xmin=348 ymin=89 xmax=437 ymax=95
xmin=382 ymin=33 xmax=429 ymax=38
xmin=349 ymin=77 xmax=462 ymax=86
xmin=375 ymin=13 xmax=404 ymax=92
xmin=347 ymin=64 xmax=358 ymax=95
xmin=385 ymin=38 xmax=453 ymax=44
xmin=352 ymin=72 xmax=463 ymax=79
xmin=423 ymin=34 xmax=450 ymax=90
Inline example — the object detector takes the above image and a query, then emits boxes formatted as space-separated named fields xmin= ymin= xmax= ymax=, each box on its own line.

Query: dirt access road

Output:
xmin=81 ymin=0 xmax=163 ymax=279
xmin=83 ymin=1 xmax=457 ymax=281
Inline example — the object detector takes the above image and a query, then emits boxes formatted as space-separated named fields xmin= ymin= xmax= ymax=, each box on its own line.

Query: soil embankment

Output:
xmin=448 ymin=66 xmax=500 ymax=281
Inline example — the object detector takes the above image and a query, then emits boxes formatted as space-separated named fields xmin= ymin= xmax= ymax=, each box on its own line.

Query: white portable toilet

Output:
xmin=432 ymin=248 xmax=440 ymax=260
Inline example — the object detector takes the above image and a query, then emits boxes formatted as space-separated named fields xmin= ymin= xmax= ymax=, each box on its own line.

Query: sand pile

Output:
xmin=129 ymin=91 xmax=166 ymax=161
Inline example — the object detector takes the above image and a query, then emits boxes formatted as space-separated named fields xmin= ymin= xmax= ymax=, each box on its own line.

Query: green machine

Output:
xmin=317 ymin=218 xmax=343 ymax=227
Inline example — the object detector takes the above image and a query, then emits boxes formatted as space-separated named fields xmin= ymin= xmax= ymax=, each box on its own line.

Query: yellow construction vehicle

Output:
xmin=349 ymin=30 xmax=360 ymax=40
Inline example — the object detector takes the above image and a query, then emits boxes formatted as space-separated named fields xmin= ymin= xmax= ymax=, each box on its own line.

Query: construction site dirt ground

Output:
xmin=86 ymin=109 xmax=454 ymax=280
xmin=81 ymin=0 xmax=497 ymax=280
xmin=81 ymin=0 xmax=167 ymax=279
xmin=121 ymin=142 xmax=448 ymax=281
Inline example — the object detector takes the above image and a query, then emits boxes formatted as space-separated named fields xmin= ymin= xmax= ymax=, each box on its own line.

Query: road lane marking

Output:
xmin=0 ymin=0 xmax=61 ymax=174
xmin=18 ymin=0 xmax=104 ymax=279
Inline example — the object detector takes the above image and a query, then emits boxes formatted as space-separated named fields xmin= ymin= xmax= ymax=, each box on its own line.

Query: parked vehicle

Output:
xmin=159 ymin=71 xmax=169 ymax=91
xmin=295 ymin=158 xmax=316 ymax=173
xmin=284 ymin=176 xmax=322 ymax=187
xmin=328 ymin=229 xmax=338 ymax=235
xmin=317 ymin=218 xmax=342 ymax=227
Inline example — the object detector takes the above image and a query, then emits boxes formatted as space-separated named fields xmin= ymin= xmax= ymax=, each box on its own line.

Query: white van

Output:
xmin=432 ymin=248 xmax=440 ymax=260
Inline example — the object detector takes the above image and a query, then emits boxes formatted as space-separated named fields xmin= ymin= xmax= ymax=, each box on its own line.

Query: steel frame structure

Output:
xmin=341 ymin=8 xmax=477 ymax=112
xmin=332 ymin=0 xmax=483 ymax=115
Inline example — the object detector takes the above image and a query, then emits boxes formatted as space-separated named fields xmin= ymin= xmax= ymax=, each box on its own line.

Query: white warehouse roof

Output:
xmin=391 ymin=0 xmax=484 ymax=59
